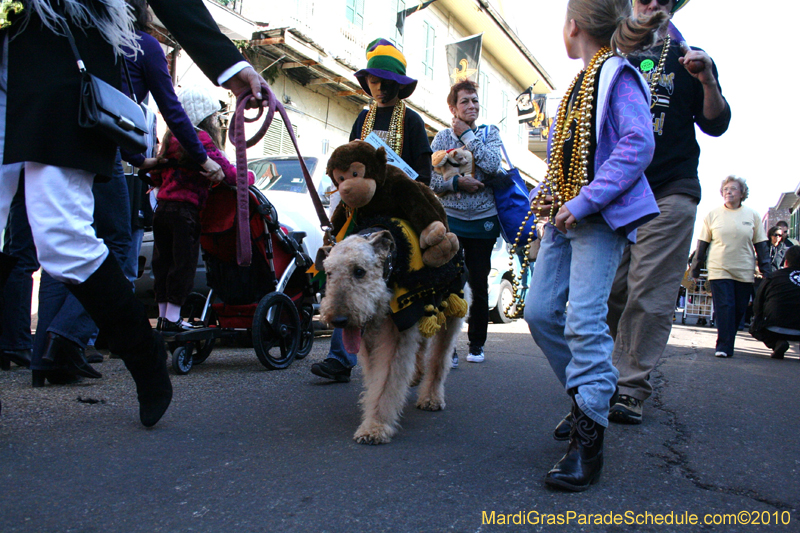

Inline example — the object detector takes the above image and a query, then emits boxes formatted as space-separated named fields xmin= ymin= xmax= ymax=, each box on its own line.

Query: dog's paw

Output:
xmin=416 ymin=396 xmax=446 ymax=411
xmin=354 ymin=424 xmax=392 ymax=445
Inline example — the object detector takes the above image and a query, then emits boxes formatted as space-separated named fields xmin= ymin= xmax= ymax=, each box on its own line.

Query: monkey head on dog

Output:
xmin=324 ymin=140 xmax=458 ymax=268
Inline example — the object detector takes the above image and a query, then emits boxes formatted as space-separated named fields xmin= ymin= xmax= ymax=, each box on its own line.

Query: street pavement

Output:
xmin=1 ymin=318 xmax=798 ymax=532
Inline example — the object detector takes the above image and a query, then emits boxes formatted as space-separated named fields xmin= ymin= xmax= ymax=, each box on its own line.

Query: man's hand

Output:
xmin=554 ymin=205 xmax=577 ymax=233
xmin=679 ymin=49 xmax=714 ymax=85
xmin=222 ymin=66 xmax=267 ymax=108
xmin=201 ymin=158 xmax=224 ymax=183
xmin=530 ymin=194 xmax=554 ymax=218
xmin=452 ymin=116 xmax=470 ymax=137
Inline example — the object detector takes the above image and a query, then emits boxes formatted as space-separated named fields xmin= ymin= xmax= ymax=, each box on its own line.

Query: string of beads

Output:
xmin=647 ymin=36 xmax=670 ymax=109
xmin=361 ymin=100 xmax=406 ymax=156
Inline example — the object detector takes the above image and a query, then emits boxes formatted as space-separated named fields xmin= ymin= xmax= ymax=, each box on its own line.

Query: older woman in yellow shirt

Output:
xmin=690 ymin=176 xmax=771 ymax=358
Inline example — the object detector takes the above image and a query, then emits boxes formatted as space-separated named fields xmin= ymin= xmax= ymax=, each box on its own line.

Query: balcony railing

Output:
xmin=211 ymin=0 xmax=243 ymax=14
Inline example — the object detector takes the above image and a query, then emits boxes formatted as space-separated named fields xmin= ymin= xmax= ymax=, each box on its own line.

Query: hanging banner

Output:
xmin=396 ymin=0 xmax=438 ymax=36
xmin=446 ymin=34 xmax=482 ymax=84
xmin=516 ymin=87 xmax=534 ymax=124
xmin=517 ymin=89 xmax=547 ymax=129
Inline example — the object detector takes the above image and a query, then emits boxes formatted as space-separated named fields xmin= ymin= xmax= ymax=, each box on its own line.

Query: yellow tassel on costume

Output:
xmin=418 ymin=305 xmax=441 ymax=338
xmin=436 ymin=311 xmax=446 ymax=326
xmin=443 ymin=292 xmax=468 ymax=318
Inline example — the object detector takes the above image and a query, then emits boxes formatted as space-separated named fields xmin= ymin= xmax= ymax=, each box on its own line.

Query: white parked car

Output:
xmin=247 ymin=154 xmax=333 ymax=261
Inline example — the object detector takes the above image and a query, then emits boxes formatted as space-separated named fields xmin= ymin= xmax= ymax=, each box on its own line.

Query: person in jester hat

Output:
xmin=311 ymin=38 xmax=434 ymax=384
xmin=599 ymin=0 xmax=732 ymax=427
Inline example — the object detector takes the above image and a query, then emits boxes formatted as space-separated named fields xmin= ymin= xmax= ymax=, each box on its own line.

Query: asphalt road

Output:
xmin=1 ymin=319 xmax=798 ymax=533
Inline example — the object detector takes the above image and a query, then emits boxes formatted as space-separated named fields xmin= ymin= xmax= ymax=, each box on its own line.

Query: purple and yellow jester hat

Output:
xmin=354 ymin=38 xmax=418 ymax=99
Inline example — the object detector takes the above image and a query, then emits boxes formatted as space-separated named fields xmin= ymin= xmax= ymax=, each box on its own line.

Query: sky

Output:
xmin=499 ymin=0 xmax=800 ymax=241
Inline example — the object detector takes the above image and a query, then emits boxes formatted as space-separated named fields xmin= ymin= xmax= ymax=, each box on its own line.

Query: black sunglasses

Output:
xmin=639 ymin=0 xmax=671 ymax=6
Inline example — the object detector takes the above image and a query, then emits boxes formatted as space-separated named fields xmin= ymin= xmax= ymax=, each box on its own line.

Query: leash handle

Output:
xmin=228 ymin=82 xmax=331 ymax=266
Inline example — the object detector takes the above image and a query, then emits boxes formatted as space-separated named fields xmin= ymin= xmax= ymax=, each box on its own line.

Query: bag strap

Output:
xmin=480 ymin=125 xmax=514 ymax=170
xmin=228 ymin=82 xmax=332 ymax=266
xmin=63 ymin=24 xmax=137 ymax=99
xmin=498 ymin=140 xmax=514 ymax=170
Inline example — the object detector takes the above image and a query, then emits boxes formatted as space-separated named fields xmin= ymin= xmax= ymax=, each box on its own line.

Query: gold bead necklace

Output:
xmin=645 ymin=36 xmax=670 ymax=109
xmin=361 ymin=100 xmax=406 ymax=156
xmin=505 ymin=47 xmax=613 ymax=317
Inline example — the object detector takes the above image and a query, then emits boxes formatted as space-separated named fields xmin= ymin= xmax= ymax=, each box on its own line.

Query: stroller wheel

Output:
xmin=252 ymin=293 xmax=300 ymax=370
xmin=295 ymin=304 xmax=315 ymax=360
xmin=171 ymin=345 xmax=194 ymax=375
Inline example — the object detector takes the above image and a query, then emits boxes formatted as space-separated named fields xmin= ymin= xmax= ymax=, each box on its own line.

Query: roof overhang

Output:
xmin=777 ymin=192 xmax=799 ymax=210
xmin=151 ymin=0 xmax=257 ymax=41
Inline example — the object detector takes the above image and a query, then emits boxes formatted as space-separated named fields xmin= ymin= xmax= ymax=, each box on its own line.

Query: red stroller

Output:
xmin=163 ymin=183 xmax=316 ymax=374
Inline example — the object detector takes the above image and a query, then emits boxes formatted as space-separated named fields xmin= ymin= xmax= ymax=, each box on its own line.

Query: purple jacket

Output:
xmin=534 ymin=56 xmax=660 ymax=243
xmin=121 ymin=31 xmax=208 ymax=167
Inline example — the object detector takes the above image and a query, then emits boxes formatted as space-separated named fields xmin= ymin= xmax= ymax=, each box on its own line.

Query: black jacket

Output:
xmin=750 ymin=267 xmax=800 ymax=339
xmin=2 ymin=0 xmax=244 ymax=178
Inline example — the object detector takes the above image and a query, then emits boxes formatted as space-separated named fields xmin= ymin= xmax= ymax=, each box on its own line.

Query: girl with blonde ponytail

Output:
xmin=523 ymin=0 xmax=667 ymax=492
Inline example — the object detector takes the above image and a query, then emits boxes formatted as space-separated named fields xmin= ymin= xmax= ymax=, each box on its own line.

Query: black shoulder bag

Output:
xmin=65 ymin=27 xmax=147 ymax=154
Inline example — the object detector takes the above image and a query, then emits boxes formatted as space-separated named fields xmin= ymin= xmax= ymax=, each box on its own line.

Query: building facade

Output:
xmin=152 ymin=0 xmax=554 ymax=183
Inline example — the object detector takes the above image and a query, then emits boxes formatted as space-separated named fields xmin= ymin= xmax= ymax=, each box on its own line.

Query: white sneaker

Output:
xmin=466 ymin=348 xmax=485 ymax=363
xmin=714 ymin=351 xmax=728 ymax=358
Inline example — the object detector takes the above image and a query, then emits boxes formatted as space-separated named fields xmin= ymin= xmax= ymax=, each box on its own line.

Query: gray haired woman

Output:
xmin=691 ymin=176 xmax=771 ymax=358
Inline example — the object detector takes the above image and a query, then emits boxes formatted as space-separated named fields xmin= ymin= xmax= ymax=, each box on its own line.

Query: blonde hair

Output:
xmin=720 ymin=175 xmax=749 ymax=202
xmin=567 ymin=0 xmax=668 ymax=55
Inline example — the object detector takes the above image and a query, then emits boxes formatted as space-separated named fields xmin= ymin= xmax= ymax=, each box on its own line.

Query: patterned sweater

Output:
xmin=430 ymin=125 xmax=502 ymax=221
xmin=151 ymin=130 xmax=244 ymax=209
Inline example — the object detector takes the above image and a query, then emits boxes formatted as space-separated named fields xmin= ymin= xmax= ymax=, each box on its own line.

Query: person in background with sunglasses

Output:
xmin=767 ymin=226 xmax=789 ymax=272
xmin=598 ymin=0 xmax=732 ymax=425
xmin=776 ymin=220 xmax=797 ymax=248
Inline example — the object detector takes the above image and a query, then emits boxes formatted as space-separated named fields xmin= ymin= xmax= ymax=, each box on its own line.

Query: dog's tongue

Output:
xmin=342 ymin=327 xmax=362 ymax=354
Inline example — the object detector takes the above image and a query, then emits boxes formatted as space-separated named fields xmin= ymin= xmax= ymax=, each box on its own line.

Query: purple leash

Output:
xmin=228 ymin=84 xmax=331 ymax=266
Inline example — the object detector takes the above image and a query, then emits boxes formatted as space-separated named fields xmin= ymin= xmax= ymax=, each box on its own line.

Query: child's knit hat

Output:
xmin=178 ymin=85 xmax=221 ymax=127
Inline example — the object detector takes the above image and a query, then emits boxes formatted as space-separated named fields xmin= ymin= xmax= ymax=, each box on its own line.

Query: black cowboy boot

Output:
xmin=545 ymin=397 xmax=605 ymax=492
xmin=66 ymin=255 xmax=172 ymax=427
xmin=553 ymin=387 xmax=618 ymax=441
xmin=42 ymin=333 xmax=101 ymax=379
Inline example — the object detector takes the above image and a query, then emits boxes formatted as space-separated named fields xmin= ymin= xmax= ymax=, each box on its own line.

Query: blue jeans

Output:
xmin=524 ymin=220 xmax=626 ymax=427
xmin=30 ymin=271 xmax=99 ymax=371
xmin=708 ymin=279 xmax=752 ymax=356
xmin=328 ymin=328 xmax=358 ymax=368
xmin=94 ymin=153 xmax=133 ymax=282
xmin=0 ymin=175 xmax=39 ymax=352
xmin=128 ymin=227 xmax=144 ymax=280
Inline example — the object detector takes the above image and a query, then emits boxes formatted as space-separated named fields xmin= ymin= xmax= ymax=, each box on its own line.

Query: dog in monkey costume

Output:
xmin=327 ymin=140 xmax=459 ymax=267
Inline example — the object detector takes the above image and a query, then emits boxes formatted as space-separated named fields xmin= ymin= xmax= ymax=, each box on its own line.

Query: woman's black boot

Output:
xmin=42 ymin=333 xmax=101 ymax=379
xmin=545 ymin=399 xmax=605 ymax=492
xmin=31 ymin=369 xmax=83 ymax=387
xmin=66 ymin=255 xmax=172 ymax=427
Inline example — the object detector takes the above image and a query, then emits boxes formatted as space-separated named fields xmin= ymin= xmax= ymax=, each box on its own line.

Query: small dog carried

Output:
xmin=319 ymin=220 xmax=470 ymax=444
